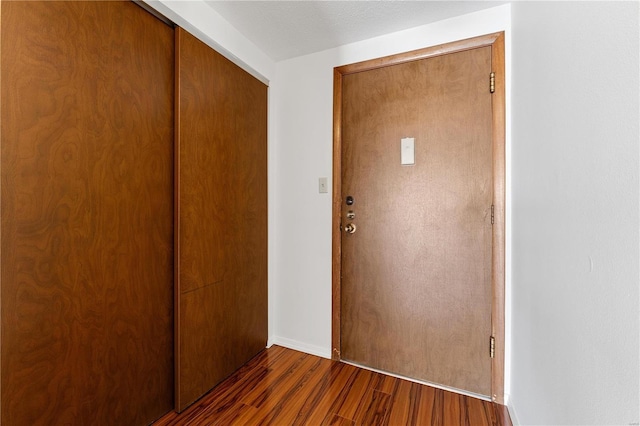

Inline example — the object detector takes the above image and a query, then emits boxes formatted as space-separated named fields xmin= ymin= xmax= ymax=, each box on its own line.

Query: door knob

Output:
xmin=344 ymin=223 xmax=357 ymax=234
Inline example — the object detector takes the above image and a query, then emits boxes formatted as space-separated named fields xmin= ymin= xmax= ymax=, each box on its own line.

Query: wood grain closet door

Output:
xmin=1 ymin=2 xmax=175 ymax=424
xmin=175 ymin=28 xmax=268 ymax=412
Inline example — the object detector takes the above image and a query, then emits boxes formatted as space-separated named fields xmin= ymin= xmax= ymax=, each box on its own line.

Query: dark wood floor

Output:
xmin=154 ymin=345 xmax=512 ymax=425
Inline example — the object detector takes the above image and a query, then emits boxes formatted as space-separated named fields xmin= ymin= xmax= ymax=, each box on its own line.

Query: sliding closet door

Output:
xmin=175 ymin=28 xmax=268 ymax=411
xmin=1 ymin=2 xmax=175 ymax=424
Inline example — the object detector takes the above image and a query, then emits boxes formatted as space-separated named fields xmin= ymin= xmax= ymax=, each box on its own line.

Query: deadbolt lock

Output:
xmin=346 ymin=211 xmax=355 ymax=219
xmin=344 ymin=223 xmax=357 ymax=234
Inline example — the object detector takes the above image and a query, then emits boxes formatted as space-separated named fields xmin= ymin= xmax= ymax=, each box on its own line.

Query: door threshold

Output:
xmin=340 ymin=359 xmax=491 ymax=402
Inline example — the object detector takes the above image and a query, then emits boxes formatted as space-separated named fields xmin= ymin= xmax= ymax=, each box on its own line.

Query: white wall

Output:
xmin=509 ymin=2 xmax=639 ymax=425
xmin=269 ymin=3 xmax=512 ymax=381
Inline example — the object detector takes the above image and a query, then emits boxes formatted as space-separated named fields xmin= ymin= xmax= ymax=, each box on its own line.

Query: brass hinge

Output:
xmin=490 ymin=336 xmax=495 ymax=358
xmin=491 ymin=204 xmax=495 ymax=225
xmin=490 ymin=72 xmax=496 ymax=94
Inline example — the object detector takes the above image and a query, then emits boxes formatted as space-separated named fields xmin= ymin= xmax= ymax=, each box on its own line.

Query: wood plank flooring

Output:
xmin=154 ymin=346 xmax=512 ymax=426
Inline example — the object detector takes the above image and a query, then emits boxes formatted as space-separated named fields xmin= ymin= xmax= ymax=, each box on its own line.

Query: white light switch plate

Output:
xmin=319 ymin=177 xmax=328 ymax=193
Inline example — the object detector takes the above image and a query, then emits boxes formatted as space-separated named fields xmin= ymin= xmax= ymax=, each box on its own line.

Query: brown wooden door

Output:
xmin=175 ymin=28 xmax=268 ymax=412
xmin=1 ymin=1 xmax=175 ymax=424
xmin=340 ymin=46 xmax=494 ymax=396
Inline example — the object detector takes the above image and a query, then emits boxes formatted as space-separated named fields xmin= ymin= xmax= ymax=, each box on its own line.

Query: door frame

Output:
xmin=331 ymin=32 xmax=506 ymax=403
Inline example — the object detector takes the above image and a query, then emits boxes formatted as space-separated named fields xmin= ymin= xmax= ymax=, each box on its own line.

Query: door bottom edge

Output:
xmin=340 ymin=358 xmax=491 ymax=402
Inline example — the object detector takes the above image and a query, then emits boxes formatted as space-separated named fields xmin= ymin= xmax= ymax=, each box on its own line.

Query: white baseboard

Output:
xmin=505 ymin=394 xmax=520 ymax=425
xmin=267 ymin=336 xmax=332 ymax=359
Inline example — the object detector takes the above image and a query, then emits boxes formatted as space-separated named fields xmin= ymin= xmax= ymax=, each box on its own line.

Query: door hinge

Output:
xmin=490 ymin=72 xmax=496 ymax=93
xmin=490 ymin=336 xmax=495 ymax=358
xmin=491 ymin=204 xmax=495 ymax=225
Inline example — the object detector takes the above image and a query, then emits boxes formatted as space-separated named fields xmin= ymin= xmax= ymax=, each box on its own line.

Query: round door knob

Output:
xmin=345 ymin=223 xmax=357 ymax=234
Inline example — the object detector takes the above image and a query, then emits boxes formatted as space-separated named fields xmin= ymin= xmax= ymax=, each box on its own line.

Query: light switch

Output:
xmin=401 ymin=137 xmax=415 ymax=165
xmin=319 ymin=177 xmax=328 ymax=193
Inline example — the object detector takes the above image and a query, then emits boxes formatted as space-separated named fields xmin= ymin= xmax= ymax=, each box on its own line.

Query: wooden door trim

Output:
xmin=490 ymin=32 xmax=506 ymax=405
xmin=331 ymin=32 xmax=506 ymax=404
xmin=174 ymin=26 xmax=183 ymax=411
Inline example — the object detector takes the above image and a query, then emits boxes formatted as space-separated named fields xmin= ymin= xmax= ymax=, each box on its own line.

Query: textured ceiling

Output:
xmin=204 ymin=1 xmax=506 ymax=61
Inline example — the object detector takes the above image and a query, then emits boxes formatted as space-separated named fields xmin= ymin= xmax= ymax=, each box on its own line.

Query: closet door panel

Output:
xmin=175 ymin=27 xmax=268 ymax=411
xmin=1 ymin=2 xmax=174 ymax=424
